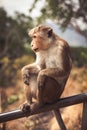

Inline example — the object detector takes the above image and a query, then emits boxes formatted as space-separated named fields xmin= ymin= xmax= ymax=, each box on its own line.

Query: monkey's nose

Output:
xmin=31 ymin=44 xmax=33 ymax=47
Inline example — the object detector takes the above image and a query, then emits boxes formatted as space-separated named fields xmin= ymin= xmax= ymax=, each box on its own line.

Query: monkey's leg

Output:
xmin=20 ymin=85 xmax=32 ymax=112
xmin=31 ymin=77 xmax=66 ymax=112
xmin=37 ymin=76 xmax=62 ymax=104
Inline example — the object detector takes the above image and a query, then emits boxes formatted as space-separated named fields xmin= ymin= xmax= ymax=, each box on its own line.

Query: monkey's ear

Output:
xmin=28 ymin=28 xmax=34 ymax=37
xmin=47 ymin=29 xmax=53 ymax=38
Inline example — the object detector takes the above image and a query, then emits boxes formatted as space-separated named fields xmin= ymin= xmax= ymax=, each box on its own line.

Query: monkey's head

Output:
xmin=28 ymin=25 xmax=54 ymax=52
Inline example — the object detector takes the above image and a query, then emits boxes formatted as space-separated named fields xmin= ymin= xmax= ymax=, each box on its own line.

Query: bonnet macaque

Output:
xmin=21 ymin=25 xmax=72 ymax=112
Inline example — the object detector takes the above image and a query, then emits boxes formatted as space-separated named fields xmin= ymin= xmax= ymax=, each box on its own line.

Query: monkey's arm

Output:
xmin=21 ymin=63 xmax=41 ymax=85
xmin=38 ymin=68 xmax=69 ymax=79
xmin=37 ymin=68 xmax=68 ymax=87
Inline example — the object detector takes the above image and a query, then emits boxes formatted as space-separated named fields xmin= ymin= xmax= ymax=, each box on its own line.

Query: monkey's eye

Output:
xmin=33 ymin=35 xmax=37 ymax=38
xmin=47 ymin=29 xmax=52 ymax=38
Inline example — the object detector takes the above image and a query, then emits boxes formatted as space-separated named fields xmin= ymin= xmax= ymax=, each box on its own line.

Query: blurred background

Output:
xmin=0 ymin=0 xmax=87 ymax=130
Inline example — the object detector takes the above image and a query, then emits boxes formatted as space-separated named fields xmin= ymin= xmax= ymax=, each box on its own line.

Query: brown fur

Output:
xmin=20 ymin=25 xmax=72 ymax=111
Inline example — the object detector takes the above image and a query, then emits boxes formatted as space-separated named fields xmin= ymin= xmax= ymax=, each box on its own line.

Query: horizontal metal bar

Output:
xmin=0 ymin=92 xmax=87 ymax=123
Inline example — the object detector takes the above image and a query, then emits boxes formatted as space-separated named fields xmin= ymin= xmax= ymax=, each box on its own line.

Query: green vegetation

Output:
xmin=71 ymin=47 xmax=87 ymax=67
xmin=0 ymin=7 xmax=35 ymax=59
xmin=0 ymin=7 xmax=35 ymax=86
xmin=0 ymin=55 xmax=35 ymax=86
xmin=7 ymin=95 xmax=19 ymax=104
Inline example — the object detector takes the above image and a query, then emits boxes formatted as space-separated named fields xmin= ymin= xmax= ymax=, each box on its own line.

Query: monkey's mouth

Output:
xmin=33 ymin=48 xmax=39 ymax=52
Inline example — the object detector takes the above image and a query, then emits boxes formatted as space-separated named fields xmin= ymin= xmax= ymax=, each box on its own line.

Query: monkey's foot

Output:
xmin=20 ymin=102 xmax=30 ymax=112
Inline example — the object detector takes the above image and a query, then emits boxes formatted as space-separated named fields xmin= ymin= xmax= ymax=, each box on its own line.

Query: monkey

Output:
xmin=20 ymin=25 xmax=72 ymax=112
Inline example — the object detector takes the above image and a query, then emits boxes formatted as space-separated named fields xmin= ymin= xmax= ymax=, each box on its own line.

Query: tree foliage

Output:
xmin=30 ymin=0 xmax=87 ymax=39
xmin=0 ymin=7 xmax=34 ymax=59
xmin=0 ymin=7 xmax=35 ymax=86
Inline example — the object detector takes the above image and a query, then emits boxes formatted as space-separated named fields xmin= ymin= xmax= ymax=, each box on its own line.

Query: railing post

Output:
xmin=54 ymin=109 xmax=67 ymax=130
xmin=81 ymin=101 xmax=87 ymax=130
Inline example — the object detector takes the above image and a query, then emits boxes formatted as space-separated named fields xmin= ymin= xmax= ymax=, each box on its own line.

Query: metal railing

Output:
xmin=0 ymin=93 xmax=87 ymax=130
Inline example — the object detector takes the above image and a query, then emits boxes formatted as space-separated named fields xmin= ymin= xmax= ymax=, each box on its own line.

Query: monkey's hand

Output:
xmin=37 ymin=70 xmax=47 ymax=90
xmin=22 ymin=69 xmax=30 ymax=85
xmin=20 ymin=101 xmax=30 ymax=112
xmin=21 ymin=64 xmax=41 ymax=85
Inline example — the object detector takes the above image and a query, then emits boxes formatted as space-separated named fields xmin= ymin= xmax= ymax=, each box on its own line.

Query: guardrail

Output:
xmin=0 ymin=93 xmax=87 ymax=130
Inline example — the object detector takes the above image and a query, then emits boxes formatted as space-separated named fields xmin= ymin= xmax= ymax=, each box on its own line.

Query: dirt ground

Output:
xmin=0 ymin=67 xmax=87 ymax=130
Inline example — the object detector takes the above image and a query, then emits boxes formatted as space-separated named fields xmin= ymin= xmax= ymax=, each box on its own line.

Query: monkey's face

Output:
xmin=29 ymin=25 xmax=53 ymax=53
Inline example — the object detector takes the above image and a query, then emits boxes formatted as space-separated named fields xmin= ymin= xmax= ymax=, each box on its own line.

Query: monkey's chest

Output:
xmin=45 ymin=56 xmax=57 ymax=68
